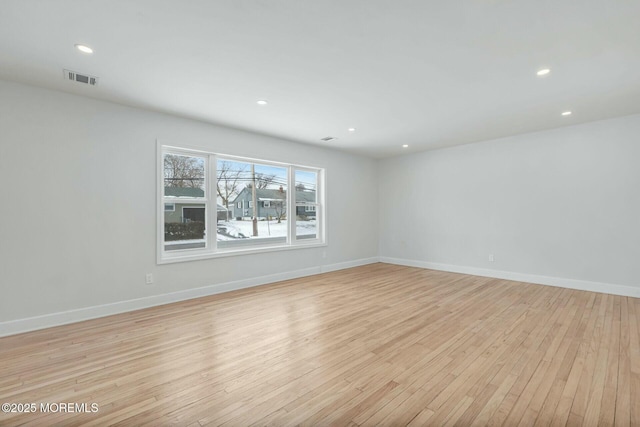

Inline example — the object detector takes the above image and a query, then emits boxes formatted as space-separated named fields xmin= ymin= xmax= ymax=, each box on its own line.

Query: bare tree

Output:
xmin=273 ymin=201 xmax=286 ymax=223
xmin=164 ymin=154 xmax=205 ymax=188
xmin=273 ymin=186 xmax=286 ymax=223
xmin=257 ymin=173 xmax=277 ymax=189
xmin=216 ymin=161 xmax=247 ymax=217
xmin=245 ymin=173 xmax=277 ymax=190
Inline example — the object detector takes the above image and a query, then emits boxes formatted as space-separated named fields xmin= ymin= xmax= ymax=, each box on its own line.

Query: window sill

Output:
xmin=157 ymin=241 xmax=327 ymax=264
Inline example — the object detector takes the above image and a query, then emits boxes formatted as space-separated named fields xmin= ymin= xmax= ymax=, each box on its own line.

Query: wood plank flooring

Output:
xmin=1 ymin=263 xmax=639 ymax=426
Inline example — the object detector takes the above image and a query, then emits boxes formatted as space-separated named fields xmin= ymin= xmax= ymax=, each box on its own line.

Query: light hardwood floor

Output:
xmin=1 ymin=263 xmax=639 ymax=426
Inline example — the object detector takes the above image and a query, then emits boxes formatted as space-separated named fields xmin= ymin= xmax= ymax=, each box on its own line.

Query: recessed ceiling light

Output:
xmin=348 ymin=127 xmax=356 ymax=133
xmin=402 ymin=144 xmax=408 ymax=148
xmin=537 ymin=68 xmax=550 ymax=76
xmin=256 ymin=100 xmax=268 ymax=105
xmin=561 ymin=111 xmax=572 ymax=116
xmin=75 ymin=44 xmax=93 ymax=54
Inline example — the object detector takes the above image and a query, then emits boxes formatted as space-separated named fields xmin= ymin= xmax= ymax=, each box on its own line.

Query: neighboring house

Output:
xmin=164 ymin=187 xmax=228 ymax=222
xmin=230 ymin=187 xmax=316 ymax=220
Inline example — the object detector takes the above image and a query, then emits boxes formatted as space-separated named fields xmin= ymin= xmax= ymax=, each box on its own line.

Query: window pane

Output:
xmin=164 ymin=203 xmax=206 ymax=251
xmin=164 ymin=154 xmax=205 ymax=197
xmin=296 ymin=219 xmax=317 ymax=240
xmin=295 ymin=170 xmax=317 ymax=203
xmin=217 ymin=159 xmax=288 ymax=249
xmin=295 ymin=170 xmax=317 ymax=240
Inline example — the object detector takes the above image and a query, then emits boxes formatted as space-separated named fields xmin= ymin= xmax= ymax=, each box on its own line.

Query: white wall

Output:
xmin=379 ymin=114 xmax=640 ymax=296
xmin=0 ymin=80 xmax=379 ymax=329
xmin=2 ymin=77 xmax=638 ymax=335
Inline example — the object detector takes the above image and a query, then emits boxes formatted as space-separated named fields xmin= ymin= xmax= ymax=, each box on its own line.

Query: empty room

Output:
xmin=1 ymin=1 xmax=639 ymax=426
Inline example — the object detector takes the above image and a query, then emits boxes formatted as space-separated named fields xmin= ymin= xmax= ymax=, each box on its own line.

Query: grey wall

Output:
xmin=0 ymin=79 xmax=379 ymax=323
xmin=379 ymin=114 xmax=640 ymax=291
xmin=2 ymin=76 xmax=638 ymax=327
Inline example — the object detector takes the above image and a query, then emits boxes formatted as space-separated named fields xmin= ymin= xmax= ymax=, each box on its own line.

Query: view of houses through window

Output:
xmin=160 ymin=146 xmax=323 ymax=261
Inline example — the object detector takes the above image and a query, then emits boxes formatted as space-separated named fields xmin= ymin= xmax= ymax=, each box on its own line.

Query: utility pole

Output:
xmin=251 ymin=164 xmax=258 ymax=237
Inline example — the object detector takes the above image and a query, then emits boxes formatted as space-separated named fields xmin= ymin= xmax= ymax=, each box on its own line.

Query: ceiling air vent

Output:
xmin=320 ymin=136 xmax=336 ymax=142
xmin=63 ymin=69 xmax=98 ymax=86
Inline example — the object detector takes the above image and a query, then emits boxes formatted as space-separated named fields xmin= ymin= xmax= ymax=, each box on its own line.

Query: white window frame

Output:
xmin=164 ymin=203 xmax=175 ymax=212
xmin=158 ymin=142 xmax=326 ymax=264
xmin=160 ymin=147 xmax=211 ymax=258
xmin=263 ymin=201 xmax=271 ymax=208
xmin=293 ymin=167 xmax=321 ymax=242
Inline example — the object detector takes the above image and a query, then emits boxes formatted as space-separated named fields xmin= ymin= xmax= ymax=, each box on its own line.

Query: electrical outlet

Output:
xmin=488 ymin=254 xmax=494 ymax=262
xmin=145 ymin=273 xmax=154 ymax=285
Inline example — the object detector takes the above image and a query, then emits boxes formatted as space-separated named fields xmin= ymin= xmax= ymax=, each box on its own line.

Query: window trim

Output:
xmin=157 ymin=141 xmax=326 ymax=264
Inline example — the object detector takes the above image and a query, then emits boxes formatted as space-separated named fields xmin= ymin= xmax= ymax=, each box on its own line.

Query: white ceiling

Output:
xmin=1 ymin=1 xmax=639 ymax=158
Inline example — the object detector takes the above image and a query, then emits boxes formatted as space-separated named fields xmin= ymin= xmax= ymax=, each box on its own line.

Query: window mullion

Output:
xmin=318 ymin=169 xmax=324 ymax=242
xmin=288 ymin=166 xmax=295 ymax=244
xmin=209 ymin=154 xmax=217 ymax=252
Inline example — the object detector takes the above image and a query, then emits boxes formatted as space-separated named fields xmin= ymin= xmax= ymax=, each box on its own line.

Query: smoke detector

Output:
xmin=63 ymin=69 xmax=98 ymax=86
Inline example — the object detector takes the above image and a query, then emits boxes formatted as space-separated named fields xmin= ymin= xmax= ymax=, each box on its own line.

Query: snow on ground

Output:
xmin=218 ymin=219 xmax=316 ymax=239
xmin=166 ymin=219 xmax=316 ymax=247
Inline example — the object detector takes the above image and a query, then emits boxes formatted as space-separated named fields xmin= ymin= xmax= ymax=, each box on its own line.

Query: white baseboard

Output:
xmin=380 ymin=256 xmax=640 ymax=298
xmin=320 ymin=257 xmax=379 ymax=273
xmin=0 ymin=257 xmax=380 ymax=337
xmin=7 ymin=256 xmax=633 ymax=338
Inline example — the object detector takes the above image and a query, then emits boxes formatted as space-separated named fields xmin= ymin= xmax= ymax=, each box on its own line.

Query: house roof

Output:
xmin=164 ymin=186 xmax=204 ymax=198
xmin=293 ymin=190 xmax=316 ymax=203
xmin=231 ymin=188 xmax=316 ymax=204
xmin=164 ymin=187 xmax=227 ymax=211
